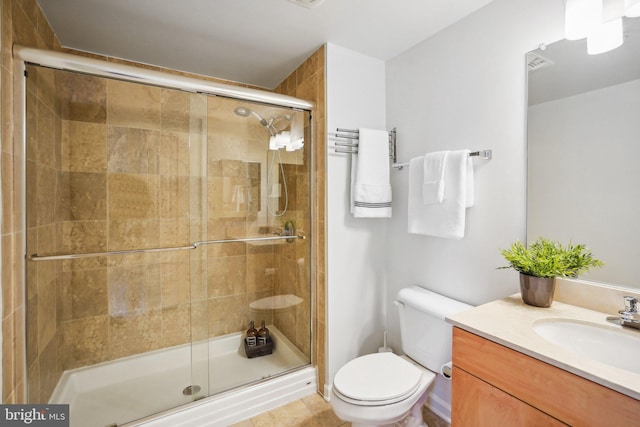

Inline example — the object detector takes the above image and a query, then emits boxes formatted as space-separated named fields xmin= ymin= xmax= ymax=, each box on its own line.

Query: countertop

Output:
xmin=447 ymin=294 xmax=640 ymax=400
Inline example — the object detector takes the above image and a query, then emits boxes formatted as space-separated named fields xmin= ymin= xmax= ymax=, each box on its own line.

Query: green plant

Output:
xmin=500 ymin=238 xmax=604 ymax=278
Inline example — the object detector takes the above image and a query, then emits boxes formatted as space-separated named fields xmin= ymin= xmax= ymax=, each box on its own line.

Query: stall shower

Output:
xmin=22 ymin=54 xmax=313 ymax=426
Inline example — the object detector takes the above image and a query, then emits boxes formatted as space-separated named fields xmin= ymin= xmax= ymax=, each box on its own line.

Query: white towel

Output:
xmin=351 ymin=128 xmax=392 ymax=218
xmin=408 ymin=150 xmax=474 ymax=239
xmin=422 ymin=151 xmax=449 ymax=204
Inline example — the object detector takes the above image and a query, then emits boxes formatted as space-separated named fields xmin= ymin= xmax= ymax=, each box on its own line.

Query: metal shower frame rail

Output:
xmin=29 ymin=234 xmax=306 ymax=262
xmin=13 ymin=45 xmax=314 ymax=111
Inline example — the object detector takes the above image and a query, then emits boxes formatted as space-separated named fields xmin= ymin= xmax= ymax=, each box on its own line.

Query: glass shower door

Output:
xmin=23 ymin=62 xmax=312 ymax=426
xmin=202 ymin=96 xmax=312 ymax=396
xmin=24 ymin=64 xmax=209 ymax=426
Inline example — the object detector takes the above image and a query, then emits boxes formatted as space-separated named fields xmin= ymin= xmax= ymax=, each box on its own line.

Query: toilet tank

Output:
xmin=396 ymin=286 xmax=472 ymax=372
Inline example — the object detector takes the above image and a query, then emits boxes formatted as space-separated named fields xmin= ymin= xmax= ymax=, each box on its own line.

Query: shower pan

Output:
xmin=18 ymin=47 xmax=314 ymax=427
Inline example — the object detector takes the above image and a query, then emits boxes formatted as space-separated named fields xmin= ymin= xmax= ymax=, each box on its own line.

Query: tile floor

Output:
xmin=229 ymin=393 xmax=451 ymax=427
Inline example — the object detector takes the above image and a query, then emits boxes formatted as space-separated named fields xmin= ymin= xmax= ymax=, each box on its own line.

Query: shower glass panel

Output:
xmin=23 ymin=64 xmax=312 ymax=426
xmin=203 ymin=98 xmax=312 ymax=395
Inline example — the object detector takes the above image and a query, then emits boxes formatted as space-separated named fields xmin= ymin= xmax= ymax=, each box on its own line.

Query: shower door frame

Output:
xmin=13 ymin=45 xmax=313 ymax=110
xmin=13 ymin=45 xmax=316 ymax=410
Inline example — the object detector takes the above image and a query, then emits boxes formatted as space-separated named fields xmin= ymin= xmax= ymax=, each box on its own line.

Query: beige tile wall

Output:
xmin=2 ymin=0 xmax=59 ymax=404
xmin=275 ymin=46 xmax=327 ymax=395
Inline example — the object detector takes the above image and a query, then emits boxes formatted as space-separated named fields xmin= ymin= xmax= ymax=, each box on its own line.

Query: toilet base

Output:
xmin=403 ymin=387 xmax=429 ymax=427
xmin=349 ymin=404 xmax=427 ymax=427
xmin=334 ymin=388 xmax=430 ymax=427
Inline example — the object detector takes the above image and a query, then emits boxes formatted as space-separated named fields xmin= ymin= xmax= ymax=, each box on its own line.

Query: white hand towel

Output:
xmin=408 ymin=150 xmax=472 ymax=239
xmin=422 ymin=151 xmax=449 ymax=204
xmin=352 ymin=128 xmax=392 ymax=218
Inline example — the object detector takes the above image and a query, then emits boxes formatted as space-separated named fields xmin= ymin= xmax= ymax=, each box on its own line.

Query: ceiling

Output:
xmin=37 ymin=0 xmax=495 ymax=89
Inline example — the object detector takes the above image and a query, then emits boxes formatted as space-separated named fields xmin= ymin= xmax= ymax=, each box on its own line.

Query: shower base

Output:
xmin=50 ymin=326 xmax=315 ymax=427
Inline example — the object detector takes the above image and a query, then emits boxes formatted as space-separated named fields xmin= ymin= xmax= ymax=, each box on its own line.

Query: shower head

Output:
xmin=233 ymin=106 xmax=251 ymax=117
xmin=234 ymin=106 xmax=294 ymax=138
xmin=234 ymin=106 xmax=269 ymax=127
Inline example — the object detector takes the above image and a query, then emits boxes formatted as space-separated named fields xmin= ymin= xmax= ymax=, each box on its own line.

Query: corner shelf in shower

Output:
xmin=249 ymin=294 xmax=304 ymax=311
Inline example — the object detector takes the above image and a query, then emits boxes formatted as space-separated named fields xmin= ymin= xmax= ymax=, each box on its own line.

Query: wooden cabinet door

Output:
xmin=452 ymin=327 xmax=640 ymax=426
xmin=452 ymin=367 xmax=567 ymax=427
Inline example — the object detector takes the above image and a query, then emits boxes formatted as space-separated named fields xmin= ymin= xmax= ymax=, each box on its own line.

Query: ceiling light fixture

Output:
xmin=565 ymin=0 xmax=632 ymax=55
xmin=288 ymin=0 xmax=327 ymax=9
xmin=587 ymin=17 xmax=624 ymax=54
xmin=565 ymin=0 xmax=601 ymax=40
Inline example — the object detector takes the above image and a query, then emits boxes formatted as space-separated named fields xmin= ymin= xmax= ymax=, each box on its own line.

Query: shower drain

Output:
xmin=182 ymin=385 xmax=201 ymax=396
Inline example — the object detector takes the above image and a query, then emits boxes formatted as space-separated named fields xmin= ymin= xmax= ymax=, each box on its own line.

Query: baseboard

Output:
xmin=323 ymin=384 xmax=332 ymax=401
xmin=426 ymin=391 xmax=451 ymax=424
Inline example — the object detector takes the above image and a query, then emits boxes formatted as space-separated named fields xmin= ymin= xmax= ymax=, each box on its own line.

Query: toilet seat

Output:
xmin=333 ymin=353 xmax=424 ymax=406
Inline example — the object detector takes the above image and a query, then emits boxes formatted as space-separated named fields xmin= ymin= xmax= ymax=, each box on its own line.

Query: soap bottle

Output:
xmin=257 ymin=320 xmax=270 ymax=345
xmin=246 ymin=320 xmax=258 ymax=347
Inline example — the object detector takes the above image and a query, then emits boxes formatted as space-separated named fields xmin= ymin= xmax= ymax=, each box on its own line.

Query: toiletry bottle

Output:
xmin=246 ymin=321 xmax=258 ymax=347
xmin=257 ymin=320 xmax=270 ymax=345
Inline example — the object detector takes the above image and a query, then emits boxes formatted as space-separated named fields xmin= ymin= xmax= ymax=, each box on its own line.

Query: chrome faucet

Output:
xmin=615 ymin=296 xmax=640 ymax=330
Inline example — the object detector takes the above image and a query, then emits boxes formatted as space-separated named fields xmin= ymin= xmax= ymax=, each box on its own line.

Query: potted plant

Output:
xmin=500 ymin=238 xmax=604 ymax=307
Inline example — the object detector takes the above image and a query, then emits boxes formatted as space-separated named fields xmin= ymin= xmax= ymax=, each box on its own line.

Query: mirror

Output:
xmin=527 ymin=17 xmax=640 ymax=290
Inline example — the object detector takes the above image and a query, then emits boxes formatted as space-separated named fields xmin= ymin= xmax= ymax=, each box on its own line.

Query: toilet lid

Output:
xmin=333 ymin=353 xmax=423 ymax=404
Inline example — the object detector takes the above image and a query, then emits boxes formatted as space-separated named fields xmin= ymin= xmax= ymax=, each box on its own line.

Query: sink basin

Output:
xmin=533 ymin=318 xmax=640 ymax=374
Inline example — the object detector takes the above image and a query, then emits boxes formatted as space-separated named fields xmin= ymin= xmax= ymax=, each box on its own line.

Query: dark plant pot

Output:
xmin=519 ymin=273 xmax=556 ymax=308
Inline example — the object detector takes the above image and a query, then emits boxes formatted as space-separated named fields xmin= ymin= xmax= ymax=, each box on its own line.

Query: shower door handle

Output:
xmin=30 ymin=234 xmax=306 ymax=262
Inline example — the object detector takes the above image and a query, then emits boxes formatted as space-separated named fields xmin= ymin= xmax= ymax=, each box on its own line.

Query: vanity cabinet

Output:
xmin=452 ymin=327 xmax=640 ymax=426
xmin=453 ymin=367 xmax=566 ymax=426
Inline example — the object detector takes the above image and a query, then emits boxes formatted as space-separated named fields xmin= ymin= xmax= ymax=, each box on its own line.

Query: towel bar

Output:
xmin=330 ymin=127 xmax=492 ymax=170
xmin=334 ymin=141 xmax=358 ymax=147
xmin=392 ymin=149 xmax=492 ymax=170
xmin=330 ymin=127 xmax=397 ymax=163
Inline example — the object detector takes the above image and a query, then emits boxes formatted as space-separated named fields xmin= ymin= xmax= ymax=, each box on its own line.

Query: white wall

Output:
xmin=383 ymin=0 xmax=564 ymax=418
xmin=325 ymin=43 xmax=388 ymax=391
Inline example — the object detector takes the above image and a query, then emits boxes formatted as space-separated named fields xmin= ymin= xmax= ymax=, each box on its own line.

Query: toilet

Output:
xmin=330 ymin=286 xmax=471 ymax=427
